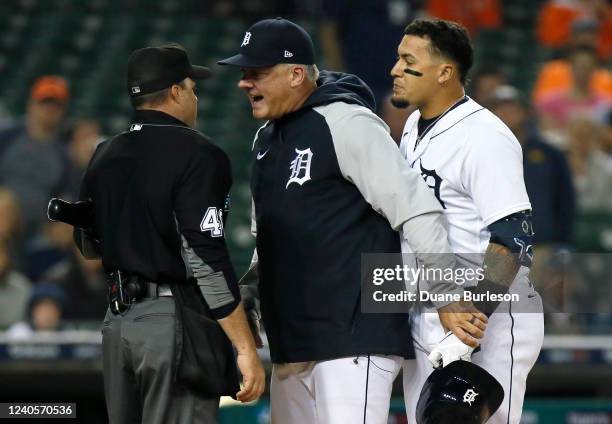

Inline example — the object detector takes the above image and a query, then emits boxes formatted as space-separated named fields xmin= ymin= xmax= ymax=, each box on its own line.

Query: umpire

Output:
xmin=75 ymin=44 xmax=264 ymax=423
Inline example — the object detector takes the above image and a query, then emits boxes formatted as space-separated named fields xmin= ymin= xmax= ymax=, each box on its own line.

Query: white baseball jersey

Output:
xmin=399 ymin=96 xmax=531 ymax=258
xmin=399 ymin=96 xmax=544 ymax=424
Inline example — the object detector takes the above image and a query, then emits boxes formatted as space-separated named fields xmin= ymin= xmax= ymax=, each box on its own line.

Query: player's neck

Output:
xmin=420 ymin=88 xmax=465 ymax=119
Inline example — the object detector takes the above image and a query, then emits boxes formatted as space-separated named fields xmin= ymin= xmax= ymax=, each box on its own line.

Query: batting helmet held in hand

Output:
xmin=416 ymin=360 xmax=504 ymax=424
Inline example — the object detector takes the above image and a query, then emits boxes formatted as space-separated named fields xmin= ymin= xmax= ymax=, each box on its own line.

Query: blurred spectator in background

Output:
xmin=6 ymin=282 xmax=67 ymax=339
xmin=533 ymin=19 xmax=612 ymax=104
xmin=0 ymin=187 xmax=23 ymax=269
xmin=537 ymin=0 xmax=612 ymax=60
xmin=491 ymin=85 xmax=577 ymax=305
xmin=0 ymin=76 xmax=71 ymax=242
xmin=424 ymin=0 xmax=500 ymax=35
xmin=23 ymin=221 xmax=74 ymax=283
xmin=203 ymin=0 xmax=344 ymax=19
xmin=536 ymin=46 xmax=611 ymax=138
xmin=0 ymin=102 xmax=14 ymax=130
xmin=45 ymin=247 xmax=107 ymax=322
xmin=491 ymin=86 xmax=576 ymax=247
xmin=468 ymin=63 xmax=508 ymax=106
xmin=204 ymin=0 xmax=301 ymax=19
xmin=0 ymin=241 xmax=31 ymax=330
xmin=566 ymin=115 xmax=612 ymax=211
xmin=65 ymin=119 xmax=102 ymax=198
xmin=602 ymin=109 xmax=612 ymax=159
xmin=318 ymin=0 xmax=423 ymax=110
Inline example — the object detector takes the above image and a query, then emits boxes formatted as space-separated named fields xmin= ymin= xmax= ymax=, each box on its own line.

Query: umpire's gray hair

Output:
xmin=286 ymin=63 xmax=320 ymax=82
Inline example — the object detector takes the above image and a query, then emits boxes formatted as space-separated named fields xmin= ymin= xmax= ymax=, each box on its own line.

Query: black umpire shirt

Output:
xmin=77 ymin=109 xmax=239 ymax=319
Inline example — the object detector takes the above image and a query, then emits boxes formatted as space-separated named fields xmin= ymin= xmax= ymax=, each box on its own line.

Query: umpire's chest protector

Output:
xmin=251 ymin=104 xmax=412 ymax=364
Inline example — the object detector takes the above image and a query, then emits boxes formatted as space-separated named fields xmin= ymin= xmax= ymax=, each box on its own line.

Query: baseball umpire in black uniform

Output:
xmin=74 ymin=44 xmax=265 ymax=423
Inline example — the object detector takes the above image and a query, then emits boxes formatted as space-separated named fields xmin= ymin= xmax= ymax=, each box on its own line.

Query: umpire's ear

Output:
xmin=169 ymin=83 xmax=183 ymax=103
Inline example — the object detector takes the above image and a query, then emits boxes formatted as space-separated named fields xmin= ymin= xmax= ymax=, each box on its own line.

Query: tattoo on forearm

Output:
xmin=482 ymin=242 xmax=520 ymax=287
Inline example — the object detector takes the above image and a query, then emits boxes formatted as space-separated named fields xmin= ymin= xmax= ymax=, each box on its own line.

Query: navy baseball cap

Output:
xmin=127 ymin=43 xmax=211 ymax=97
xmin=217 ymin=17 xmax=315 ymax=68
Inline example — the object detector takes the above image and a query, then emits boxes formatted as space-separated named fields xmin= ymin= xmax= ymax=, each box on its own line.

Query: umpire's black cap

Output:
xmin=416 ymin=361 xmax=504 ymax=424
xmin=217 ymin=17 xmax=315 ymax=68
xmin=127 ymin=43 xmax=211 ymax=97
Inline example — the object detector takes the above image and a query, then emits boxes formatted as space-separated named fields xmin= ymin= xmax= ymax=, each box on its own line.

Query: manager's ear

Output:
xmin=289 ymin=65 xmax=306 ymax=88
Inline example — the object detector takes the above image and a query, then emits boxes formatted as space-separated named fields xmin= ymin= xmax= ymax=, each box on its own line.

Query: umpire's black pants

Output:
xmin=102 ymin=297 xmax=219 ymax=424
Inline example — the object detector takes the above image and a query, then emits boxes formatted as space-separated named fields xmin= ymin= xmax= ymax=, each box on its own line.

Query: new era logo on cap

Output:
xmin=284 ymin=50 xmax=293 ymax=58
xmin=131 ymin=86 xmax=141 ymax=94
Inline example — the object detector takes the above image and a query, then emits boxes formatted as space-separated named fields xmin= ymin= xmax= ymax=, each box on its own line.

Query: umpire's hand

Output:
xmin=236 ymin=349 xmax=266 ymax=402
xmin=218 ymin=303 xmax=266 ymax=402
xmin=437 ymin=300 xmax=488 ymax=348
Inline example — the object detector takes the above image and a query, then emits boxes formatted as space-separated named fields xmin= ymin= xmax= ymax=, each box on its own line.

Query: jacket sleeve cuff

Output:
xmin=209 ymin=298 xmax=241 ymax=320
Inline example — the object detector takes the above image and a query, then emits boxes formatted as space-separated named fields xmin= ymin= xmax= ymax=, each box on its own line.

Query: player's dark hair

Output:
xmin=130 ymin=80 xmax=188 ymax=109
xmin=404 ymin=19 xmax=473 ymax=85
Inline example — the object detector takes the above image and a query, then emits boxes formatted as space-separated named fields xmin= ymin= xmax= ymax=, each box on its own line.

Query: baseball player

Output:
xmin=390 ymin=19 xmax=544 ymax=423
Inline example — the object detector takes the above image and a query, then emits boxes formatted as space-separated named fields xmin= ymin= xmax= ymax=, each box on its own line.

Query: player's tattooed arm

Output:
xmin=471 ymin=211 xmax=534 ymax=315
xmin=470 ymin=242 xmax=521 ymax=316
xmin=436 ymin=242 xmax=519 ymax=346
xmin=482 ymin=242 xmax=520 ymax=287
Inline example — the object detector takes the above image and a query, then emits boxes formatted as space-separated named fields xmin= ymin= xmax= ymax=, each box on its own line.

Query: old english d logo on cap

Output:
xmin=241 ymin=32 xmax=252 ymax=47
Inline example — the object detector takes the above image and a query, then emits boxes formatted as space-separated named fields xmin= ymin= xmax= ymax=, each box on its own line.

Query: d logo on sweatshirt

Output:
xmin=286 ymin=148 xmax=313 ymax=189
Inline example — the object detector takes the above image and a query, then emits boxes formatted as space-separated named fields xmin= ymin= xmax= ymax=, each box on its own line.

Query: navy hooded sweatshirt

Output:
xmin=250 ymin=71 xmax=443 ymax=363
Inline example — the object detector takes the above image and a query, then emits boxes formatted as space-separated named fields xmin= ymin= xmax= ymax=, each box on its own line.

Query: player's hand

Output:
xmin=437 ymin=300 xmax=487 ymax=348
xmin=428 ymin=331 xmax=474 ymax=368
xmin=235 ymin=349 xmax=265 ymax=403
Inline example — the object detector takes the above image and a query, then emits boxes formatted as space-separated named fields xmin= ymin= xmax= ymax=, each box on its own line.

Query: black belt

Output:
xmin=141 ymin=281 xmax=173 ymax=298
xmin=120 ymin=275 xmax=173 ymax=300
xmin=107 ymin=271 xmax=173 ymax=314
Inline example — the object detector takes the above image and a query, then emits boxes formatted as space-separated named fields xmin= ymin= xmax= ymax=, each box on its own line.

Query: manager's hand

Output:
xmin=437 ymin=300 xmax=487 ymax=348
xmin=236 ymin=349 xmax=265 ymax=403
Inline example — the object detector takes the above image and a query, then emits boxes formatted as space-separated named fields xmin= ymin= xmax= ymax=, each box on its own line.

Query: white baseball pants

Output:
xmin=403 ymin=272 xmax=544 ymax=424
xmin=271 ymin=355 xmax=403 ymax=424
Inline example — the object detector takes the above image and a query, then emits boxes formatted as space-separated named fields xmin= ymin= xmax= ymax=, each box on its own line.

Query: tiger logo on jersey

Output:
xmin=419 ymin=162 xmax=446 ymax=209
